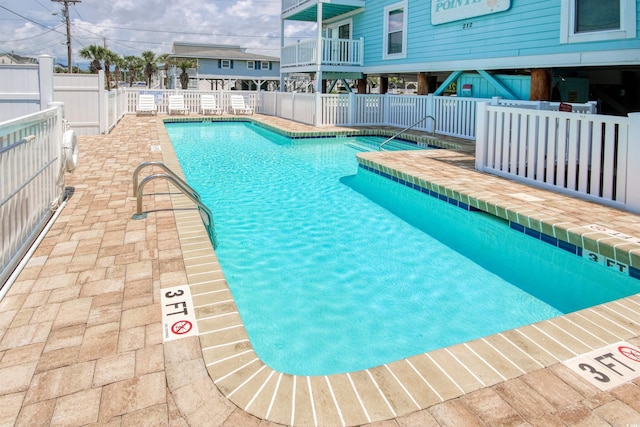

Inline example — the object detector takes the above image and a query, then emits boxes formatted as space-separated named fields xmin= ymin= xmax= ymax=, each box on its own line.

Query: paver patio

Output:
xmin=0 ymin=114 xmax=639 ymax=426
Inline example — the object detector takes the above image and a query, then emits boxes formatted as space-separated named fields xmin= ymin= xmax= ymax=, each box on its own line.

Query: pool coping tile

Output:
xmin=156 ymin=116 xmax=640 ymax=425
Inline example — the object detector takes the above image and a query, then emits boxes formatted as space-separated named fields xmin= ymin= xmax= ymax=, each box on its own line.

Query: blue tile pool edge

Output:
xmin=161 ymin=116 xmax=462 ymax=150
xmin=357 ymin=160 xmax=640 ymax=282
xmin=162 ymin=117 xmax=640 ymax=281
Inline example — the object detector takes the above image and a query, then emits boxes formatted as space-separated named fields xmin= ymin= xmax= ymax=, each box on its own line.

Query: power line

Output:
xmin=0 ymin=24 xmax=63 ymax=42
xmin=0 ymin=4 xmax=65 ymax=34
xmin=51 ymin=0 xmax=81 ymax=73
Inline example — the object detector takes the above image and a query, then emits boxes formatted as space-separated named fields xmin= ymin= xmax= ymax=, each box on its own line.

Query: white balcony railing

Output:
xmin=281 ymin=37 xmax=364 ymax=67
xmin=282 ymin=0 xmax=312 ymax=13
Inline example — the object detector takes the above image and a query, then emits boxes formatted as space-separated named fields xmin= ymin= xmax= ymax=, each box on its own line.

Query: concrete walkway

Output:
xmin=0 ymin=114 xmax=639 ymax=426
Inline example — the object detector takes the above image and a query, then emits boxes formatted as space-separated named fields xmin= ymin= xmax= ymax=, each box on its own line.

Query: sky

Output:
xmin=0 ymin=0 xmax=316 ymax=68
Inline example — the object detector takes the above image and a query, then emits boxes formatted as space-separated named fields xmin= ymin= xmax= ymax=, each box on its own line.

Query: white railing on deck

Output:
xmin=475 ymin=103 xmax=640 ymax=213
xmin=1 ymin=106 xmax=66 ymax=286
xmin=281 ymin=38 xmax=364 ymax=67
xmin=282 ymin=0 xmax=311 ymax=13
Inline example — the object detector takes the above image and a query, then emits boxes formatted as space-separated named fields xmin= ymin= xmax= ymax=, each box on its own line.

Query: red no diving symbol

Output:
xmin=171 ymin=320 xmax=193 ymax=335
xmin=618 ymin=346 xmax=640 ymax=363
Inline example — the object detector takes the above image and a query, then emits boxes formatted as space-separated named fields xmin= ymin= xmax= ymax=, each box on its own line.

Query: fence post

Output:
xmin=383 ymin=93 xmax=390 ymax=126
xmin=314 ymin=92 xmax=323 ymax=126
xmin=348 ymin=92 xmax=356 ymax=126
xmin=491 ymin=96 xmax=501 ymax=106
xmin=626 ymin=113 xmax=640 ymax=212
xmin=475 ymin=102 xmax=489 ymax=170
xmin=98 ymin=71 xmax=107 ymax=134
xmin=38 ymin=55 xmax=54 ymax=110
xmin=426 ymin=94 xmax=435 ymax=133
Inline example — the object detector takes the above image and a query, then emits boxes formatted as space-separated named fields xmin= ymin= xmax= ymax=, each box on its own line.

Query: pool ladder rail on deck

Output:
xmin=132 ymin=161 xmax=218 ymax=248
xmin=379 ymin=115 xmax=436 ymax=151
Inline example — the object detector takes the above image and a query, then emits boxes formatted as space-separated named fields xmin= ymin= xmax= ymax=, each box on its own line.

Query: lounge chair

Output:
xmin=168 ymin=95 xmax=189 ymax=115
xmin=136 ymin=94 xmax=157 ymax=115
xmin=230 ymin=95 xmax=253 ymax=115
xmin=201 ymin=95 xmax=223 ymax=115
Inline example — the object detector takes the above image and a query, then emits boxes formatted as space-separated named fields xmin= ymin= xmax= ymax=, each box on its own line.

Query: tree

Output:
xmin=79 ymin=45 xmax=105 ymax=74
xmin=102 ymin=49 xmax=119 ymax=90
xmin=124 ymin=55 xmax=143 ymax=87
xmin=141 ymin=50 xmax=158 ymax=88
xmin=112 ymin=55 xmax=126 ymax=87
xmin=168 ymin=58 xmax=197 ymax=90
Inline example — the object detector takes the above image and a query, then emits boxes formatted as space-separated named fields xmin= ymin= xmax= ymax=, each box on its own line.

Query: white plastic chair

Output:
xmin=136 ymin=94 xmax=157 ymax=115
xmin=230 ymin=95 xmax=253 ymax=115
xmin=201 ymin=95 xmax=223 ymax=115
xmin=168 ymin=95 xmax=189 ymax=115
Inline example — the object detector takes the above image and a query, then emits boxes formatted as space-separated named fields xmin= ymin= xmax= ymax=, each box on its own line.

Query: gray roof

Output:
xmin=170 ymin=42 xmax=279 ymax=62
xmin=0 ymin=53 xmax=38 ymax=64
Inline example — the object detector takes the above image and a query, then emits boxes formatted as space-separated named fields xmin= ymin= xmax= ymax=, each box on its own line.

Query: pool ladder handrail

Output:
xmin=132 ymin=161 xmax=218 ymax=248
xmin=379 ymin=115 xmax=436 ymax=151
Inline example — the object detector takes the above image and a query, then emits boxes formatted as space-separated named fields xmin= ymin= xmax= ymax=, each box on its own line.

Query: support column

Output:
xmin=380 ymin=76 xmax=389 ymax=94
xmin=530 ymin=68 xmax=551 ymax=101
xmin=314 ymin=2 xmax=324 ymax=94
xmin=280 ymin=19 xmax=285 ymax=91
xmin=417 ymin=72 xmax=428 ymax=95
xmin=357 ymin=74 xmax=367 ymax=94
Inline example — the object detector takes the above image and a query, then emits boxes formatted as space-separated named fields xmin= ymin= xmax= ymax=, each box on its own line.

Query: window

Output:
xmin=560 ymin=0 xmax=635 ymax=43
xmin=261 ymin=61 xmax=270 ymax=70
xmin=221 ymin=60 xmax=231 ymax=69
xmin=247 ymin=61 xmax=255 ymax=69
xmin=383 ymin=1 xmax=407 ymax=59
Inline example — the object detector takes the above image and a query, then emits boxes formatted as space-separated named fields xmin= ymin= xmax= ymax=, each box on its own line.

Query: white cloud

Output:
xmin=0 ymin=0 xmax=314 ymax=67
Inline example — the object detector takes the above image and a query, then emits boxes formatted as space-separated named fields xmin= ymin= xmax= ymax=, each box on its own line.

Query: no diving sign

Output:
xmin=563 ymin=342 xmax=640 ymax=391
xmin=161 ymin=285 xmax=199 ymax=342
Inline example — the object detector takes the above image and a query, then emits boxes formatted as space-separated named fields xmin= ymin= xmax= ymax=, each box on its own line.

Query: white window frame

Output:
xmin=383 ymin=1 xmax=408 ymax=60
xmin=325 ymin=18 xmax=352 ymax=39
xmin=221 ymin=59 xmax=231 ymax=69
xmin=247 ymin=61 xmax=255 ymax=69
xmin=261 ymin=61 xmax=270 ymax=69
xmin=560 ymin=0 xmax=636 ymax=44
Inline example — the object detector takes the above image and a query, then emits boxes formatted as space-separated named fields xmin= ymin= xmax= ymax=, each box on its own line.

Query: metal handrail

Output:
xmin=132 ymin=162 xmax=218 ymax=248
xmin=379 ymin=115 xmax=436 ymax=151
xmin=132 ymin=161 xmax=199 ymax=199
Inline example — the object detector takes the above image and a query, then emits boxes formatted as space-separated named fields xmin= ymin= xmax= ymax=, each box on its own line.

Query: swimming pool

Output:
xmin=166 ymin=121 xmax=640 ymax=376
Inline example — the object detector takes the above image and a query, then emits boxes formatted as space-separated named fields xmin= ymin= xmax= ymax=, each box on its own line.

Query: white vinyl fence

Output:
xmin=475 ymin=103 xmax=640 ymax=213
xmin=268 ymin=93 xmax=597 ymax=140
xmin=1 ymin=106 xmax=66 ymax=287
xmin=0 ymin=55 xmax=55 ymax=122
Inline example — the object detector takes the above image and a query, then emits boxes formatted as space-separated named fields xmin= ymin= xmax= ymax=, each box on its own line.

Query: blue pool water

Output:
xmin=166 ymin=121 xmax=640 ymax=376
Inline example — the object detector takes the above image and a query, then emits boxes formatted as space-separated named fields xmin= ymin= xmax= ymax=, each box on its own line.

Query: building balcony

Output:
xmin=281 ymin=37 xmax=364 ymax=68
xmin=282 ymin=0 xmax=365 ymax=22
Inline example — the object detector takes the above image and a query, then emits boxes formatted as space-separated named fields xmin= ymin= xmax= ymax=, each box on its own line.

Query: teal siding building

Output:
xmin=280 ymin=0 xmax=640 ymax=113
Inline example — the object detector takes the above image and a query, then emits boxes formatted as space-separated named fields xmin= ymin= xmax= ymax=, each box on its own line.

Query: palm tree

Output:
xmin=112 ymin=55 xmax=126 ymax=87
xmin=79 ymin=45 xmax=105 ymax=74
xmin=141 ymin=51 xmax=158 ymax=88
xmin=171 ymin=59 xmax=197 ymax=90
xmin=102 ymin=49 xmax=119 ymax=90
xmin=124 ymin=55 xmax=143 ymax=87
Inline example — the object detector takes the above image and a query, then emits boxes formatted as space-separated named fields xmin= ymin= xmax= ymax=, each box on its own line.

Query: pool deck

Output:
xmin=1 ymin=113 xmax=640 ymax=426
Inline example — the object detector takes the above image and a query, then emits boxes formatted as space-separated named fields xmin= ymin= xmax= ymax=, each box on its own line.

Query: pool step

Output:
xmin=345 ymin=137 xmax=419 ymax=152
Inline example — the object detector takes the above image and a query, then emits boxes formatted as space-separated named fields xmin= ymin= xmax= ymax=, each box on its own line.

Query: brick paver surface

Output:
xmin=0 ymin=114 xmax=638 ymax=426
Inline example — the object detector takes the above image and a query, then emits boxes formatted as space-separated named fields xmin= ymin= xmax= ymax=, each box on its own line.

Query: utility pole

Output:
xmin=51 ymin=0 xmax=81 ymax=73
